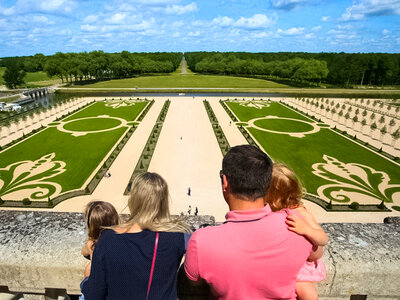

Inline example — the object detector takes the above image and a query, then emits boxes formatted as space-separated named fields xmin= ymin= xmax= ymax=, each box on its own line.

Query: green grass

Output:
xmin=63 ymin=117 xmax=122 ymax=132
xmin=0 ymin=67 xmax=5 ymax=85
xmin=226 ymin=102 xmax=310 ymax=122
xmin=0 ymin=99 xmax=148 ymax=198
xmin=0 ymin=126 xmax=126 ymax=191
xmin=254 ymin=118 xmax=314 ymax=133
xmin=73 ymin=74 xmax=291 ymax=89
xmin=65 ymin=101 xmax=148 ymax=122
xmin=24 ymin=71 xmax=58 ymax=82
xmin=227 ymin=101 xmax=400 ymax=203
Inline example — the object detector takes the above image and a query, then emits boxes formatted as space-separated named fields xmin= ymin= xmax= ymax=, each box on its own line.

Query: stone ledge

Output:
xmin=0 ymin=211 xmax=399 ymax=299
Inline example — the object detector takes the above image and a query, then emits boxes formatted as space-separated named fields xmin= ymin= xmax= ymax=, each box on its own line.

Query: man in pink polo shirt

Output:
xmin=184 ymin=145 xmax=321 ymax=299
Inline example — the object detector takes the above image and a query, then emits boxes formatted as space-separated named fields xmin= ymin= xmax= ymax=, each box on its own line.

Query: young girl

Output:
xmin=265 ymin=163 xmax=328 ymax=300
xmin=81 ymin=201 xmax=120 ymax=277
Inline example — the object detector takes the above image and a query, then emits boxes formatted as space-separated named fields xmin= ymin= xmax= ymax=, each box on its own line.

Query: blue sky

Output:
xmin=0 ymin=0 xmax=399 ymax=57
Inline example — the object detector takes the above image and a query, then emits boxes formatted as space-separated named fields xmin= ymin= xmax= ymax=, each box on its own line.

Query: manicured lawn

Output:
xmin=75 ymin=74 xmax=291 ymax=89
xmin=63 ymin=117 xmax=122 ymax=132
xmin=65 ymin=101 xmax=148 ymax=122
xmin=253 ymin=118 xmax=314 ymax=133
xmin=0 ymin=126 xmax=126 ymax=191
xmin=0 ymin=99 xmax=149 ymax=199
xmin=24 ymin=71 xmax=58 ymax=82
xmin=226 ymin=101 xmax=310 ymax=122
xmin=227 ymin=100 xmax=400 ymax=204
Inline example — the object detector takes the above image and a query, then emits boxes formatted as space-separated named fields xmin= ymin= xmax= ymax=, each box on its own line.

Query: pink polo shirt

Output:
xmin=184 ymin=205 xmax=312 ymax=300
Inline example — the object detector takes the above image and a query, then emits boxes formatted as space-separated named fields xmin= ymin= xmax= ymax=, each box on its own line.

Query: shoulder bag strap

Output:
xmin=146 ymin=232 xmax=159 ymax=300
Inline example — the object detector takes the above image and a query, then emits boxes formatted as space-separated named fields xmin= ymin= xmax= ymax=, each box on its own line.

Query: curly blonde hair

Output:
xmin=264 ymin=163 xmax=304 ymax=211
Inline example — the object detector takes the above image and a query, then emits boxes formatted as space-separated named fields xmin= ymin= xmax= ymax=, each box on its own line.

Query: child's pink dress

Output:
xmin=296 ymin=259 xmax=326 ymax=282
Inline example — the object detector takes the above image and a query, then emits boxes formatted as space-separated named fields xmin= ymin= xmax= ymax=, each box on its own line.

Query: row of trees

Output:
xmin=1 ymin=51 xmax=182 ymax=85
xmin=191 ymin=53 xmax=328 ymax=83
xmin=185 ymin=52 xmax=400 ymax=86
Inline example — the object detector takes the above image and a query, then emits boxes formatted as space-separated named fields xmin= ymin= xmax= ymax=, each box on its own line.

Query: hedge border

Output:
xmin=123 ymin=100 xmax=170 ymax=195
xmin=203 ymin=100 xmax=230 ymax=156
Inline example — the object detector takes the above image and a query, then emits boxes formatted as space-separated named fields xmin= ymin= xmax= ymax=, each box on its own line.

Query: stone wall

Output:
xmin=0 ymin=211 xmax=399 ymax=300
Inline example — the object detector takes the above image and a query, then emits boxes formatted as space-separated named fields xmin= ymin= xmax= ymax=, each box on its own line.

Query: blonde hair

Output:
xmin=119 ymin=172 xmax=191 ymax=233
xmin=264 ymin=163 xmax=304 ymax=211
xmin=84 ymin=201 xmax=120 ymax=249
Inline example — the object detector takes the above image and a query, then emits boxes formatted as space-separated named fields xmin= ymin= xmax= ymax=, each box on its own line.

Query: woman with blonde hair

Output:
xmin=81 ymin=172 xmax=191 ymax=300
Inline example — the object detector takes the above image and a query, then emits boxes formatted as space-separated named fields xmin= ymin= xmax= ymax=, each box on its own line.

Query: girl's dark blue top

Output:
xmin=81 ymin=229 xmax=186 ymax=300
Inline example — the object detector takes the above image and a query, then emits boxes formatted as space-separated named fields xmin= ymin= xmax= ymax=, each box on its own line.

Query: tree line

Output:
xmin=185 ymin=52 xmax=400 ymax=86
xmin=0 ymin=51 xmax=182 ymax=86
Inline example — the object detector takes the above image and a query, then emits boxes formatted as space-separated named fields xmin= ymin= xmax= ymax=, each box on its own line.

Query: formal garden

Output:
xmin=222 ymin=98 xmax=400 ymax=211
xmin=0 ymin=98 xmax=150 ymax=207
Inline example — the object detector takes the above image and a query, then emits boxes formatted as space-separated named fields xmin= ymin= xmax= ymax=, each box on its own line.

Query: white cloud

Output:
xmin=341 ymin=0 xmax=400 ymax=21
xmin=251 ymin=32 xmax=272 ymax=38
xmin=192 ymin=20 xmax=205 ymax=26
xmin=32 ymin=15 xmax=49 ymax=23
xmin=81 ymin=24 xmax=97 ymax=32
xmin=59 ymin=29 xmax=72 ymax=35
xmin=311 ymin=25 xmax=321 ymax=31
xmin=166 ymin=2 xmax=198 ymax=15
xmin=277 ymin=26 xmax=304 ymax=35
xmin=172 ymin=32 xmax=181 ymax=37
xmin=172 ymin=21 xmax=184 ymax=27
xmin=83 ymin=15 xmax=98 ymax=23
xmin=109 ymin=13 xmax=126 ymax=24
xmin=211 ymin=16 xmax=234 ymax=27
xmin=188 ymin=30 xmax=200 ymax=36
xmin=321 ymin=16 xmax=330 ymax=21
xmin=271 ymin=0 xmax=309 ymax=10
xmin=234 ymin=14 xmax=277 ymax=29
xmin=337 ymin=24 xmax=352 ymax=30
xmin=39 ymin=0 xmax=77 ymax=13
xmin=0 ymin=5 xmax=15 ymax=16
xmin=382 ymin=29 xmax=390 ymax=35
xmin=305 ymin=33 xmax=315 ymax=39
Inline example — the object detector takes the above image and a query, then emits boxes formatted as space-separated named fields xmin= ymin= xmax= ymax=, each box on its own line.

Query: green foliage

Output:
xmin=349 ymin=202 xmax=360 ymax=210
xmin=185 ymin=52 xmax=400 ymax=86
xmin=3 ymin=62 xmax=25 ymax=89
xmin=22 ymin=198 xmax=31 ymax=205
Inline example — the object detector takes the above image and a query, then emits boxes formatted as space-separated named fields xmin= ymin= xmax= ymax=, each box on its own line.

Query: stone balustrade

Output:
xmin=0 ymin=210 xmax=399 ymax=300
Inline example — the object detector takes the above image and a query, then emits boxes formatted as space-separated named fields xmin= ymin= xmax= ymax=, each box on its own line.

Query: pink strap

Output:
xmin=146 ymin=232 xmax=159 ymax=300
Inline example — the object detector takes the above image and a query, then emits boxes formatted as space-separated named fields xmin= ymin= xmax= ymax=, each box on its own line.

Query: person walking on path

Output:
xmin=184 ymin=145 xmax=320 ymax=300
xmin=187 ymin=187 xmax=191 ymax=196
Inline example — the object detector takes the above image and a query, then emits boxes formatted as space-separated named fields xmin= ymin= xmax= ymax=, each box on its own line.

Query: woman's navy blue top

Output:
xmin=81 ymin=229 xmax=187 ymax=300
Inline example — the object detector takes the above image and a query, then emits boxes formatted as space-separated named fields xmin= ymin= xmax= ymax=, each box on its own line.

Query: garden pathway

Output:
xmin=148 ymin=97 xmax=228 ymax=221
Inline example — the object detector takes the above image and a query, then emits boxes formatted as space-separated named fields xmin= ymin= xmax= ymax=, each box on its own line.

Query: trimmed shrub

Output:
xmin=23 ymin=198 xmax=31 ymax=205
xmin=326 ymin=200 xmax=332 ymax=209
xmin=349 ymin=201 xmax=360 ymax=210
xmin=377 ymin=200 xmax=386 ymax=210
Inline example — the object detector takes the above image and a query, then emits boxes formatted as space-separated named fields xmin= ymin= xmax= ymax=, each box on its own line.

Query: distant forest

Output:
xmin=1 ymin=51 xmax=399 ymax=87
xmin=185 ymin=52 xmax=400 ymax=87
xmin=0 ymin=51 xmax=182 ymax=83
